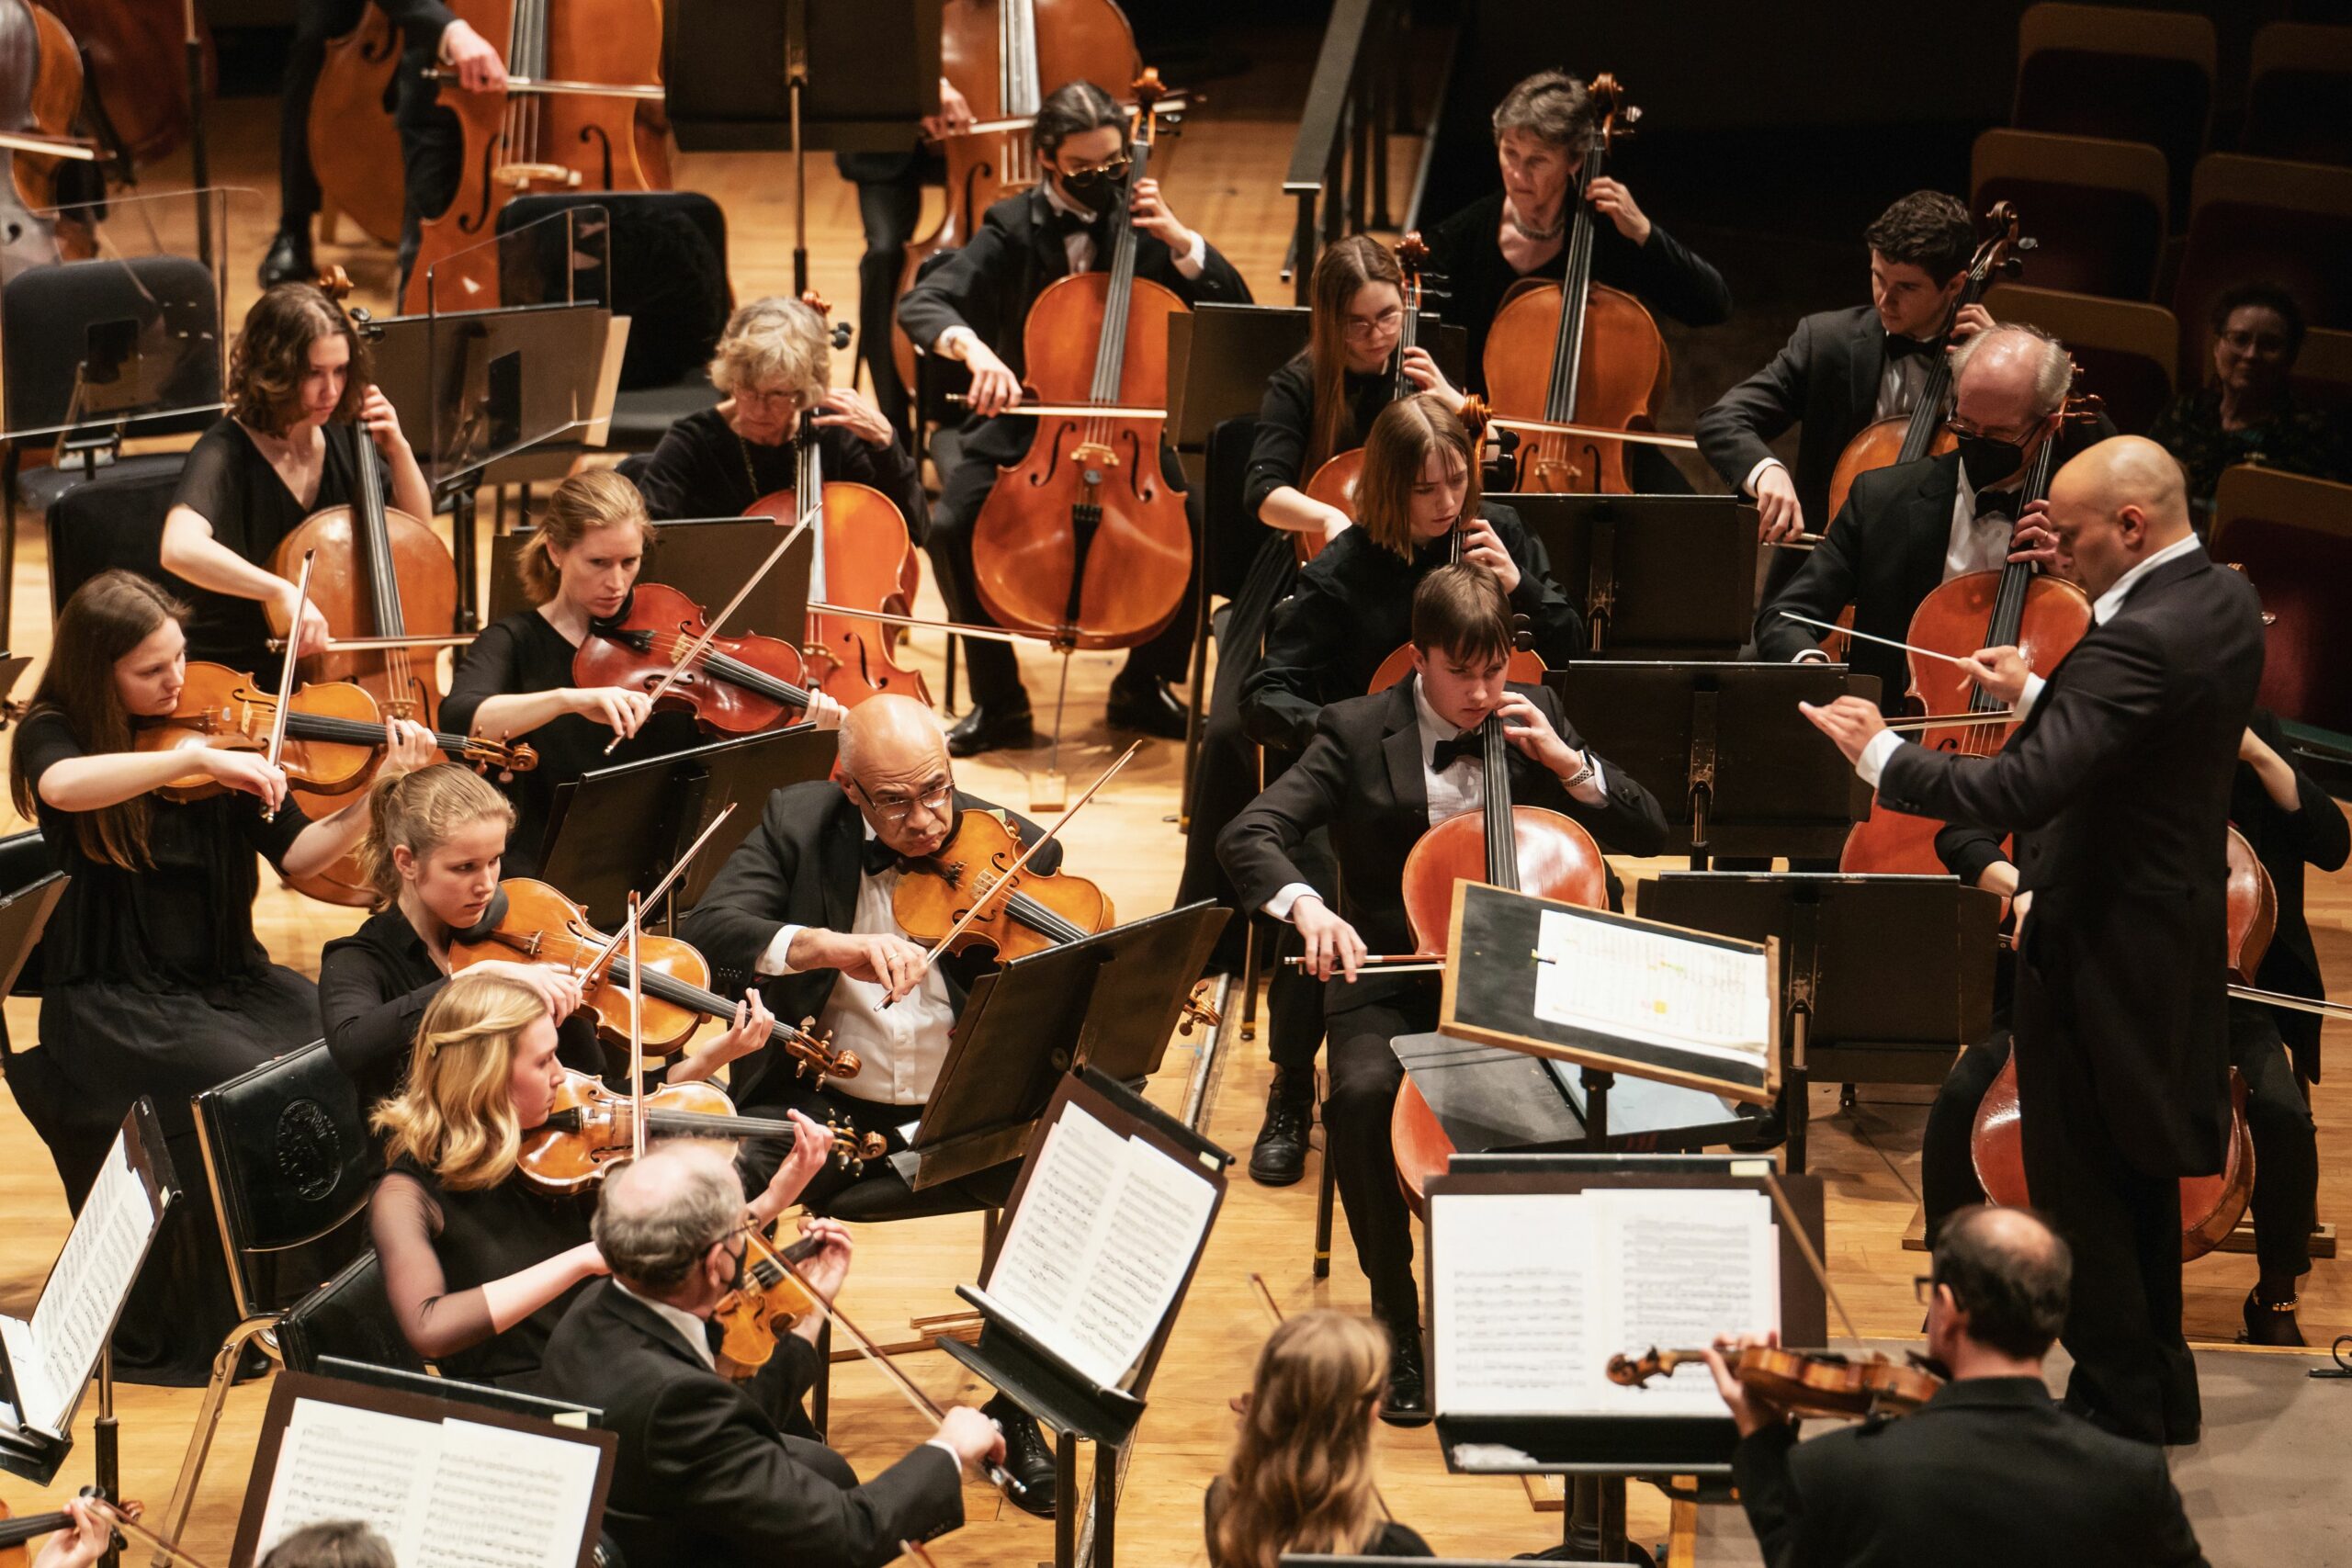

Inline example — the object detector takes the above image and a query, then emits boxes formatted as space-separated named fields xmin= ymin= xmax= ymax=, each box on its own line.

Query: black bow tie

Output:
xmin=1883 ymin=333 xmax=1937 ymax=364
xmin=861 ymin=837 xmax=907 ymax=876
xmin=1430 ymin=731 xmax=1485 ymax=773
xmin=1052 ymin=206 xmax=1105 ymax=241
xmin=1974 ymin=487 xmax=2020 ymax=522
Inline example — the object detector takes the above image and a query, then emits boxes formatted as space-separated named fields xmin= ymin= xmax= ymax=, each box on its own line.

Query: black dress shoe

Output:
xmin=1379 ymin=1330 xmax=1432 ymax=1428
xmin=982 ymin=1393 xmax=1057 ymax=1517
xmin=1249 ymin=1069 xmax=1314 ymax=1187
xmin=259 ymin=229 xmax=313 ymax=288
xmin=2242 ymin=1285 xmax=2306 ymax=1348
xmin=1104 ymin=676 xmax=1187 ymax=739
xmin=946 ymin=701 xmax=1034 ymax=757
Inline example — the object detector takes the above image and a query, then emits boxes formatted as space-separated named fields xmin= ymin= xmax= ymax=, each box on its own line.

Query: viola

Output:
xmin=448 ymin=878 xmax=860 ymax=1079
xmin=1295 ymin=233 xmax=1435 ymax=569
xmin=1481 ymin=73 xmax=1668 ymax=495
xmin=306 ymin=4 xmax=405 ymax=247
xmin=573 ymin=581 xmax=820 ymax=737
xmin=1824 ymin=202 xmax=2030 ymax=521
xmin=967 ymin=69 xmax=1193 ymax=650
xmin=134 ymin=661 xmax=532 ymax=804
xmin=711 ymin=1229 xmax=827 ymax=1377
xmin=519 ymin=1070 xmax=883 ymax=1193
xmin=890 ymin=806 xmax=1114 ymax=963
xmin=1607 ymin=1345 xmax=1943 ymax=1419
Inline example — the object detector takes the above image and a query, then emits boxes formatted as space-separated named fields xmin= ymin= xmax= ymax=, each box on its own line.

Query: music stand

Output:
xmin=1167 ymin=305 xmax=1469 ymax=449
xmin=890 ymin=902 xmax=1229 ymax=1190
xmin=538 ymin=725 xmax=840 ymax=929
xmin=1393 ymin=1033 xmax=1753 ymax=1160
xmin=1637 ymin=872 xmax=2003 ymax=1172
xmin=486 ymin=515 xmax=815 ymax=631
xmin=1544 ymin=661 xmax=1879 ymax=868
xmin=1504 ymin=494 xmax=1758 ymax=658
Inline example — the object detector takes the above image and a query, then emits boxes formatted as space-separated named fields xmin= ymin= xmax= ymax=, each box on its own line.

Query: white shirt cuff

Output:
xmin=1743 ymin=457 xmax=1784 ymax=498
xmin=925 ymin=1437 xmax=963 ymax=1468
xmin=1792 ymin=649 xmax=1831 ymax=664
xmin=1857 ymin=728 xmax=1905 ymax=789
xmin=2015 ymin=673 xmax=2047 ymax=723
xmin=1173 ymin=231 xmax=1206 ymax=279
xmin=1264 ymin=883 xmax=1317 ymax=921
xmin=934 ymin=324 xmax=980 ymax=360
xmin=755 ymin=924 xmax=805 ymax=977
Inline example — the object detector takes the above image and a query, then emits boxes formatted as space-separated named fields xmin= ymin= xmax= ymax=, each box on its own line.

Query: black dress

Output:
xmin=15 ymin=711 xmax=324 ymax=1383
xmin=439 ymin=608 xmax=705 ymax=880
xmin=170 ymin=418 xmax=390 ymax=678
xmin=634 ymin=406 xmax=929 ymax=543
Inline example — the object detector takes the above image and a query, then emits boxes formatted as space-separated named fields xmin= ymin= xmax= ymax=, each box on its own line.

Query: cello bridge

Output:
xmin=1069 ymin=440 xmax=1121 ymax=468
xmin=497 ymin=163 xmax=583 ymax=192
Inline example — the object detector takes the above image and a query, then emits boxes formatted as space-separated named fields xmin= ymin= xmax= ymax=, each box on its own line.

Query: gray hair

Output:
xmin=707 ymin=296 xmax=828 ymax=402
xmin=1491 ymin=71 xmax=1594 ymax=150
xmin=1950 ymin=321 xmax=2072 ymax=417
xmin=592 ymin=1140 xmax=743 ymax=1293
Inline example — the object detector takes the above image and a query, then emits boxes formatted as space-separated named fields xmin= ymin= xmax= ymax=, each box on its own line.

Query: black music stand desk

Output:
xmin=1506 ymin=494 xmax=1758 ymax=659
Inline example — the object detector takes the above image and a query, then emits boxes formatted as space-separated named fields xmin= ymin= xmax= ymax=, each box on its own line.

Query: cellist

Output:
xmin=896 ymin=78 xmax=1251 ymax=758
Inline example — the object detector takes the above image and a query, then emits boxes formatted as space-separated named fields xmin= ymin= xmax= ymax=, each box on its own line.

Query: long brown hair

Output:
xmin=228 ymin=284 xmax=368 ymax=435
xmin=1354 ymin=393 xmax=1482 ymax=560
xmin=1210 ymin=1312 xmax=1392 ymax=1568
xmin=1305 ymin=236 xmax=1405 ymax=474
xmin=355 ymin=762 xmax=514 ymax=910
xmin=8 ymin=570 xmax=189 ymax=868
xmin=515 ymin=468 xmax=653 ymax=604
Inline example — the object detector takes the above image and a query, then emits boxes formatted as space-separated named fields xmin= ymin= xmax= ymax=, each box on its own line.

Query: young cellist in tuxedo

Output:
xmin=1217 ymin=564 xmax=1666 ymax=1423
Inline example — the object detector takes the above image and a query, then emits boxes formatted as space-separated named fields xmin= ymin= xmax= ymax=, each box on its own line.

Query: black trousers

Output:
xmin=277 ymin=0 xmax=370 ymax=231
xmin=927 ymin=419 xmax=1196 ymax=711
xmin=1325 ymin=989 xmax=1440 ymax=1331
xmin=835 ymin=150 xmax=938 ymax=436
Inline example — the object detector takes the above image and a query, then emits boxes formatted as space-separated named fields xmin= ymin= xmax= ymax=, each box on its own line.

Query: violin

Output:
xmin=967 ymin=69 xmax=1193 ymax=650
xmin=518 ymin=1069 xmax=883 ymax=1193
xmin=306 ymin=4 xmax=406 ymax=247
xmin=1607 ymin=1345 xmax=1943 ymax=1419
xmin=890 ymin=806 xmax=1114 ymax=963
xmin=1825 ymin=203 xmax=2030 ymax=520
xmin=711 ymin=1228 xmax=827 ymax=1377
xmin=448 ymin=878 xmax=860 ymax=1079
xmin=1295 ymin=234 xmax=1435 ymax=569
xmin=134 ymin=661 xmax=533 ymax=804
xmin=1481 ymin=73 xmax=1668 ymax=495
xmin=573 ymin=581 xmax=820 ymax=737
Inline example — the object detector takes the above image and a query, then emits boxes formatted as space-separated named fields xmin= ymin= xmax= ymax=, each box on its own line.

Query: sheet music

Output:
xmin=15 ymin=1132 xmax=156 ymax=1435
xmin=1430 ymin=1194 xmax=1590 ymax=1415
xmin=982 ymin=1104 xmax=1219 ymax=1390
xmin=1589 ymin=1189 xmax=1779 ymax=1416
xmin=255 ymin=1399 xmax=441 ymax=1555
xmin=1531 ymin=908 xmax=1771 ymax=1069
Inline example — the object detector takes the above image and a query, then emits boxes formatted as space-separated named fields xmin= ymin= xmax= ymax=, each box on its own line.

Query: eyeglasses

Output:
xmin=851 ymin=779 xmax=955 ymax=824
xmin=1343 ymin=308 xmax=1406 ymax=339
xmin=1063 ymin=155 xmax=1131 ymax=182
xmin=1943 ymin=415 xmax=2037 ymax=444
xmin=2218 ymin=329 xmax=2290 ymax=357
xmin=1913 ymin=1274 xmax=1939 ymax=1305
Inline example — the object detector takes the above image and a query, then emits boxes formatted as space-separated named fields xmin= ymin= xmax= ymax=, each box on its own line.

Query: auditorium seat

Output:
xmin=1982 ymin=285 xmax=2177 ymax=435
xmin=2242 ymin=23 xmax=2352 ymax=167
xmin=1971 ymin=130 xmax=2168 ymax=301
xmin=2170 ymin=153 xmax=2352 ymax=375
xmin=2012 ymin=3 xmax=2216 ymax=200
xmin=2289 ymin=327 xmax=2352 ymax=428
xmin=2209 ymin=467 xmax=2352 ymax=735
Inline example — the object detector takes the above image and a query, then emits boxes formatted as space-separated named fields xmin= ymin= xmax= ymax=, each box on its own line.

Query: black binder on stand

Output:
xmin=1505 ymin=494 xmax=1758 ymax=659
xmin=941 ymin=1067 xmax=1230 ymax=1568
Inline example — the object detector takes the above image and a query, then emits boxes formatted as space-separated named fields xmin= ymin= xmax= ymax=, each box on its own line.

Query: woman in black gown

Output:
xmin=440 ymin=468 xmax=844 ymax=880
xmin=368 ymin=969 xmax=830 ymax=1384
xmin=7 ymin=570 xmax=434 ymax=1381
xmin=159 ymin=284 xmax=435 ymax=674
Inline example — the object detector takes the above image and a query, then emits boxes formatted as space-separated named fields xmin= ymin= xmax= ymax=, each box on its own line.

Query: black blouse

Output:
xmin=15 ymin=710 xmax=309 ymax=987
xmin=170 ymin=418 xmax=390 ymax=674
xmin=1244 ymin=354 xmax=1397 ymax=518
xmin=635 ymin=407 xmax=929 ymax=542
xmin=378 ymin=1154 xmax=595 ymax=1385
xmin=439 ymin=608 xmax=705 ymax=880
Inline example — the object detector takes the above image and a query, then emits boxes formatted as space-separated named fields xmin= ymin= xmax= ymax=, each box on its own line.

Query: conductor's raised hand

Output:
xmin=1457 ymin=516 xmax=1521 ymax=595
xmin=1962 ymin=645 xmax=2032 ymax=705
xmin=1799 ymin=695 xmax=1888 ymax=763
xmin=2007 ymin=497 xmax=2059 ymax=570
xmin=1702 ymin=1330 xmax=1785 ymax=1438
xmin=1293 ymin=894 xmax=1366 ymax=983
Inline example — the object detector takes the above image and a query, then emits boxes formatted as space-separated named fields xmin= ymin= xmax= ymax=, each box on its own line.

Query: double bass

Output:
xmin=967 ymin=70 xmax=1192 ymax=651
xmin=1481 ymin=73 xmax=1668 ymax=495
xmin=307 ymin=3 xmax=406 ymax=247
xmin=1296 ymin=233 xmax=1430 ymax=569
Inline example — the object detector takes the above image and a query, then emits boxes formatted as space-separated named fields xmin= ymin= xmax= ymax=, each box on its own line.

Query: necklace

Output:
xmin=736 ymin=432 xmax=767 ymax=502
xmin=1505 ymin=199 xmax=1566 ymax=243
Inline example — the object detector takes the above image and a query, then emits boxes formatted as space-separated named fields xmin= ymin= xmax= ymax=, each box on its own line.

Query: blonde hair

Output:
xmin=355 ymin=763 xmax=515 ymax=909
xmin=707 ymin=296 xmax=829 ymax=405
xmin=515 ymin=468 xmax=652 ymax=604
xmin=371 ymin=972 xmax=550 ymax=1190
xmin=1355 ymin=393 xmax=1482 ymax=560
xmin=1209 ymin=1312 xmax=1390 ymax=1568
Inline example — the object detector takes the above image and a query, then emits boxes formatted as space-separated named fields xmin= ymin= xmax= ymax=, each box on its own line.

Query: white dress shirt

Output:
xmin=1944 ymin=464 xmax=2018 ymax=581
xmin=754 ymin=827 xmax=958 ymax=1107
xmin=616 ymin=1281 xmax=715 ymax=1370
xmin=1855 ymin=534 xmax=2208 ymax=786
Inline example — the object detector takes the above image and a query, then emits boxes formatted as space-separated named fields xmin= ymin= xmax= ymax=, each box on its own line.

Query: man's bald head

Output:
xmin=837 ymin=694 xmax=946 ymax=783
xmin=1930 ymin=1205 xmax=2071 ymax=1361
xmin=2043 ymin=435 xmax=2194 ymax=600
xmin=592 ymin=1140 xmax=742 ymax=1297
xmin=837 ymin=694 xmax=956 ymax=858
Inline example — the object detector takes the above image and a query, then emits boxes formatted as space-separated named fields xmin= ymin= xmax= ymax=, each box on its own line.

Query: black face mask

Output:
xmin=1058 ymin=164 xmax=1124 ymax=214
xmin=1952 ymin=429 xmax=2029 ymax=492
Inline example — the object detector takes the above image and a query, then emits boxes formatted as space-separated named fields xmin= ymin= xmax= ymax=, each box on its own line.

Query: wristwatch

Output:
xmin=1560 ymin=755 xmax=1597 ymax=791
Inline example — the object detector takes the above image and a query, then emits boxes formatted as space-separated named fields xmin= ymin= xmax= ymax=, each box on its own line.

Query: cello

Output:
xmin=967 ymin=69 xmax=1192 ymax=651
xmin=1296 ymin=233 xmax=1430 ymax=569
xmin=1481 ymin=73 xmax=1668 ymax=495
xmin=0 ymin=0 xmax=91 ymax=272
xmin=1824 ymin=203 xmax=2030 ymax=520
xmin=44 ymin=0 xmax=206 ymax=170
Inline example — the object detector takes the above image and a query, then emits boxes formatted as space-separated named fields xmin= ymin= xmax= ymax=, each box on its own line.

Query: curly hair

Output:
xmin=227 ymin=284 xmax=368 ymax=435
xmin=707 ymin=296 xmax=830 ymax=406
xmin=1863 ymin=191 xmax=1975 ymax=283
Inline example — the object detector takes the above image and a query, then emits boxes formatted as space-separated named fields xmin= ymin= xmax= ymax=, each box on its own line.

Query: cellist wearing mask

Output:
xmin=897 ymin=79 xmax=1251 ymax=758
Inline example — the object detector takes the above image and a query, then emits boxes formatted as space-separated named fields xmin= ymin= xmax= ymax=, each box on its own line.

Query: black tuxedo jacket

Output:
xmin=1217 ymin=679 xmax=1668 ymax=1010
xmin=678 ymin=783 xmax=1058 ymax=1107
xmin=535 ymin=1281 xmax=962 ymax=1568
xmin=1697 ymin=304 xmax=1890 ymax=535
xmin=1875 ymin=548 xmax=2266 ymax=1176
xmin=1734 ymin=1377 xmax=2205 ymax=1567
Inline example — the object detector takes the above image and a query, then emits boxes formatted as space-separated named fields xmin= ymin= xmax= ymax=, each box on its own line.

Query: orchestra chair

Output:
xmin=2290 ymin=326 xmax=2352 ymax=425
xmin=1981 ymin=283 xmax=2177 ymax=434
xmin=2211 ymin=468 xmax=2352 ymax=736
xmin=1970 ymin=129 xmax=2169 ymax=301
xmin=44 ymin=461 xmax=185 ymax=615
xmin=277 ymin=1250 xmax=426 ymax=1378
xmin=2012 ymin=1 xmax=2216 ymax=205
xmin=2243 ymin=23 xmax=2352 ymax=167
xmin=2170 ymin=153 xmax=2352 ymax=375
xmin=151 ymin=1041 xmax=381 ymax=1561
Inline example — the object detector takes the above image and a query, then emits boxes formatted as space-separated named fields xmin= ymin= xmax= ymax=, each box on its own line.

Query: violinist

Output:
xmin=896 ymin=77 xmax=1252 ymax=757
xmin=5 ymin=570 xmax=433 ymax=1382
xmin=368 ymin=970 xmax=828 ymax=1386
xmin=1240 ymin=393 xmax=1581 ymax=755
xmin=1697 ymin=191 xmax=1989 ymax=598
xmin=1709 ymin=1206 xmax=2207 ymax=1568
xmin=1803 ymin=436 xmax=2263 ymax=1447
xmin=0 ymin=1498 xmax=113 ymax=1568
xmin=159 ymin=284 xmax=435 ymax=674
xmin=1425 ymin=69 xmax=1728 ymax=489
xmin=1218 ymin=566 xmax=1665 ymax=1423
xmin=442 ymin=469 xmax=843 ymax=880
xmin=534 ymin=1140 xmax=999 ymax=1568
xmin=634 ymin=295 xmax=926 ymax=528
